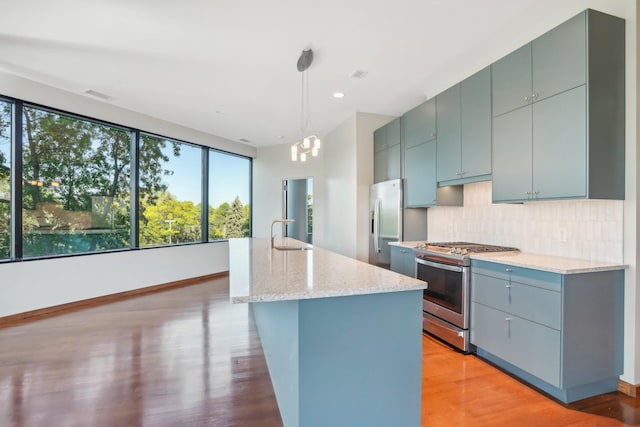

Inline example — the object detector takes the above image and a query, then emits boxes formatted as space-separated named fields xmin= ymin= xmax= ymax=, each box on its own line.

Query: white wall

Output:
xmin=0 ymin=71 xmax=256 ymax=158
xmin=0 ymin=241 xmax=229 ymax=317
xmin=318 ymin=116 xmax=357 ymax=257
xmin=253 ymin=113 xmax=393 ymax=261
xmin=253 ymin=144 xmax=324 ymax=239
xmin=0 ymin=72 xmax=244 ymax=318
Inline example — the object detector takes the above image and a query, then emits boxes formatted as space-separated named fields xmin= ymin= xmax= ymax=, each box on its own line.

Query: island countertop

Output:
xmin=229 ymin=237 xmax=427 ymax=303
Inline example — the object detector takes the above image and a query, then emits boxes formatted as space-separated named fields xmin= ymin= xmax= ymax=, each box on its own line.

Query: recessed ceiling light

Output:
xmin=333 ymin=92 xmax=345 ymax=99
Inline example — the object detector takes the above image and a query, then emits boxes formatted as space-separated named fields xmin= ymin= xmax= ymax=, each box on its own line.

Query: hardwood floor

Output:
xmin=422 ymin=334 xmax=640 ymax=426
xmin=0 ymin=277 xmax=638 ymax=426
xmin=0 ymin=276 xmax=282 ymax=427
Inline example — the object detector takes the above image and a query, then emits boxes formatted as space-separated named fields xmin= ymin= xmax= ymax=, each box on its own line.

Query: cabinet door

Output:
xmin=532 ymin=11 xmax=586 ymax=102
xmin=405 ymin=140 xmax=437 ymax=207
xmin=374 ymin=145 xmax=401 ymax=183
xmin=403 ymin=99 xmax=436 ymax=149
xmin=386 ymin=117 xmax=401 ymax=147
xmin=374 ymin=126 xmax=387 ymax=153
xmin=390 ymin=246 xmax=416 ymax=277
xmin=492 ymin=44 xmax=532 ymax=117
xmin=533 ymin=86 xmax=586 ymax=199
xmin=390 ymin=246 xmax=404 ymax=274
xmin=436 ymin=84 xmax=461 ymax=182
xmin=461 ymin=67 xmax=492 ymax=178
xmin=472 ymin=303 xmax=561 ymax=387
xmin=492 ymin=106 xmax=533 ymax=202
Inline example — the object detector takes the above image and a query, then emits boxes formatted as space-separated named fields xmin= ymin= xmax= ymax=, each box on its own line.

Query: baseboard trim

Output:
xmin=618 ymin=379 xmax=639 ymax=397
xmin=0 ymin=272 xmax=229 ymax=328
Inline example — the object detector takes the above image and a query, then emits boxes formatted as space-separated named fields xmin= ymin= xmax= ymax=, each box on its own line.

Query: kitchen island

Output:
xmin=229 ymin=238 xmax=427 ymax=427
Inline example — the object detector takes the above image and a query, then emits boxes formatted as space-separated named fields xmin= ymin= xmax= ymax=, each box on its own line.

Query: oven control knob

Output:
xmin=461 ymin=249 xmax=468 ymax=255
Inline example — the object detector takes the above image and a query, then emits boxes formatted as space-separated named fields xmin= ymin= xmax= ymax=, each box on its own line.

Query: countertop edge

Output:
xmin=470 ymin=253 xmax=628 ymax=275
xmin=231 ymin=282 xmax=427 ymax=304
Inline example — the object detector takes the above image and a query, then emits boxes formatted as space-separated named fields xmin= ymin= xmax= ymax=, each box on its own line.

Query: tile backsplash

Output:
xmin=427 ymin=181 xmax=623 ymax=263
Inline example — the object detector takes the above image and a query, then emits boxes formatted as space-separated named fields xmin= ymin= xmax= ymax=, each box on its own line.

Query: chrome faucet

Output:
xmin=271 ymin=219 xmax=295 ymax=248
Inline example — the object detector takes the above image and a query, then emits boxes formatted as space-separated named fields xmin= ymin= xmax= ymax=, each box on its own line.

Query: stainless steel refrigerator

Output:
xmin=369 ymin=179 xmax=403 ymax=268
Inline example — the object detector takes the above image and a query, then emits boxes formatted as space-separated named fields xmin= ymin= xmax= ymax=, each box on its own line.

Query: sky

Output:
xmin=161 ymin=144 xmax=250 ymax=207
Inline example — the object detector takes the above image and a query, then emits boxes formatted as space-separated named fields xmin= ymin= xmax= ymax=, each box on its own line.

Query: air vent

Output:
xmin=350 ymin=70 xmax=368 ymax=79
xmin=84 ymin=89 xmax=114 ymax=101
xmin=238 ymin=138 xmax=251 ymax=143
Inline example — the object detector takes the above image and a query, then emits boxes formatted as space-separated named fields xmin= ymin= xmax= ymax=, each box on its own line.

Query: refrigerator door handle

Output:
xmin=373 ymin=198 xmax=381 ymax=253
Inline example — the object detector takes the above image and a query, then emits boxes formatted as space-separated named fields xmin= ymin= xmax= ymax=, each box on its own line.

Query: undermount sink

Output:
xmin=273 ymin=246 xmax=312 ymax=251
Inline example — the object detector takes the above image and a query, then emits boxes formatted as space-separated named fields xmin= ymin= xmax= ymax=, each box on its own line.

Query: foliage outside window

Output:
xmin=0 ymin=101 xmax=11 ymax=260
xmin=208 ymin=151 xmax=250 ymax=239
xmin=21 ymin=107 xmax=131 ymax=257
xmin=0 ymin=97 xmax=252 ymax=261
xmin=139 ymin=134 xmax=202 ymax=246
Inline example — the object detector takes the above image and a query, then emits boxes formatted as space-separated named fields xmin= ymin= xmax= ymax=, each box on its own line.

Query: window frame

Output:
xmin=0 ymin=95 xmax=252 ymax=263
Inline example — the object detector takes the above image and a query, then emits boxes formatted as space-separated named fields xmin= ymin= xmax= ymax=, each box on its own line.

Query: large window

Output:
xmin=208 ymin=151 xmax=251 ymax=239
xmin=21 ymin=106 xmax=131 ymax=257
xmin=0 ymin=101 xmax=11 ymax=260
xmin=0 ymin=96 xmax=252 ymax=261
xmin=139 ymin=134 xmax=202 ymax=246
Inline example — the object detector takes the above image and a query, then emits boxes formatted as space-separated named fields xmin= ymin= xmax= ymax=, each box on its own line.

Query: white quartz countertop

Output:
xmin=470 ymin=252 xmax=626 ymax=274
xmin=390 ymin=241 xmax=626 ymax=274
xmin=229 ymin=238 xmax=427 ymax=303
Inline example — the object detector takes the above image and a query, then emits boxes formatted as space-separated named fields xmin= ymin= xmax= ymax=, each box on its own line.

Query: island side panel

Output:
xmin=298 ymin=290 xmax=423 ymax=427
xmin=251 ymin=300 xmax=300 ymax=427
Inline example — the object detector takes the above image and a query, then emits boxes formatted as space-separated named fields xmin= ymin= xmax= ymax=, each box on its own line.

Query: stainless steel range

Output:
xmin=414 ymin=242 xmax=519 ymax=352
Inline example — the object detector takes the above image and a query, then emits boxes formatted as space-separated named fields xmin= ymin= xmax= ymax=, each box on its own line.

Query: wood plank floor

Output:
xmin=0 ymin=276 xmax=638 ymax=426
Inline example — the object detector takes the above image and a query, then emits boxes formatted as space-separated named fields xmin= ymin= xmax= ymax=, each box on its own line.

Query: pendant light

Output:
xmin=291 ymin=49 xmax=320 ymax=162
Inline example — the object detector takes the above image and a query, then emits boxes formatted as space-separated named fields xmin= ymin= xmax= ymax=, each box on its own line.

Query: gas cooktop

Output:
xmin=414 ymin=241 xmax=519 ymax=262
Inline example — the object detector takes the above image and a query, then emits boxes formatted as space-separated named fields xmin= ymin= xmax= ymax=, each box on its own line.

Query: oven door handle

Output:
xmin=416 ymin=258 xmax=464 ymax=273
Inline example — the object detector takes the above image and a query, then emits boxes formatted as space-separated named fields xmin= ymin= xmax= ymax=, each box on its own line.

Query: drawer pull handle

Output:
xmin=505 ymin=284 xmax=512 ymax=288
xmin=505 ymin=268 xmax=512 ymax=272
xmin=505 ymin=317 xmax=512 ymax=321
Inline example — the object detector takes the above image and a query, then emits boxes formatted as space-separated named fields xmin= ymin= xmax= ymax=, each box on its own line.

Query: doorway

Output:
xmin=283 ymin=178 xmax=313 ymax=244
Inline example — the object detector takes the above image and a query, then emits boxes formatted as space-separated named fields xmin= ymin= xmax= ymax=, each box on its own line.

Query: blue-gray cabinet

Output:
xmin=402 ymin=99 xmax=436 ymax=148
xmin=470 ymin=259 xmax=623 ymax=403
xmin=374 ymin=118 xmax=401 ymax=183
xmin=390 ymin=245 xmax=416 ymax=277
xmin=402 ymin=99 xmax=462 ymax=207
xmin=491 ymin=9 xmax=624 ymax=202
xmin=404 ymin=140 xmax=437 ymax=207
xmin=437 ymin=67 xmax=492 ymax=184
xmin=402 ymin=100 xmax=437 ymax=206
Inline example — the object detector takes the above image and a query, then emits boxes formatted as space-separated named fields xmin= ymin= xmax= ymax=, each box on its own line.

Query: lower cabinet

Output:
xmin=390 ymin=245 xmax=416 ymax=277
xmin=470 ymin=259 xmax=623 ymax=403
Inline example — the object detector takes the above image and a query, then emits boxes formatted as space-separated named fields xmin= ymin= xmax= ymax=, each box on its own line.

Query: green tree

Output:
xmin=140 ymin=192 xmax=201 ymax=246
xmin=224 ymin=196 xmax=245 ymax=238
xmin=209 ymin=201 xmax=230 ymax=239
xmin=0 ymin=102 xmax=12 ymax=259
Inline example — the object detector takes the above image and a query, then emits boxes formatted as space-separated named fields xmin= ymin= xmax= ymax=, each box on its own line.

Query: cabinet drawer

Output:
xmin=471 ymin=260 xmax=561 ymax=292
xmin=472 ymin=273 xmax=561 ymax=329
xmin=471 ymin=303 xmax=561 ymax=387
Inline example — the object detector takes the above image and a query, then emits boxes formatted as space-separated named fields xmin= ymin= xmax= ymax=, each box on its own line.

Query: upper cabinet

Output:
xmin=437 ymin=67 xmax=492 ymax=184
xmin=492 ymin=9 xmax=624 ymax=202
xmin=401 ymin=99 xmax=462 ymax=207
xmin=403 ymin=99 xmax=436 ymax=148
xmin=402 ymin=100 xmax=437 ymax=206
xmin=374 ymin=118 xmax=401 ymax=183
xmin=492 ymin=12 xmax=586 ymax=117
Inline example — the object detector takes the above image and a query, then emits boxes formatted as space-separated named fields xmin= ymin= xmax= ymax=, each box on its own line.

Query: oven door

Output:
xmin=416 ymin=258 xmax=469 ymax=329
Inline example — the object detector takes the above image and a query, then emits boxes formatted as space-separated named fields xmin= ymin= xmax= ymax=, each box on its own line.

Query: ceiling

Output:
xmin=0 ymin=0 xmax=630 ymax=149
